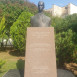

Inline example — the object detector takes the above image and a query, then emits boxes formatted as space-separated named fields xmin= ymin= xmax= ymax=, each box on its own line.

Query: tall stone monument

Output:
xmin=2 ymin=1 xmax=76 ymax=77
xmin=24 ymin=1 xmax=57 ymax=77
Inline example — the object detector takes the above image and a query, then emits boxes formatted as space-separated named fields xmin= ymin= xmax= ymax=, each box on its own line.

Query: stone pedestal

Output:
xmin=24 ymin=27 xmax=57 ymax=77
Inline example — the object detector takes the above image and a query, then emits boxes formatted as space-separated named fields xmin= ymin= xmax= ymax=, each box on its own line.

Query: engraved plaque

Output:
xmin=24 ymin=27 xmax=57 ymax=77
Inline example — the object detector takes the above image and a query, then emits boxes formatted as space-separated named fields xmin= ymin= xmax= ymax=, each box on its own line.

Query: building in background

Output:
xmin=45 ymin=3 xmax=77 ymax=17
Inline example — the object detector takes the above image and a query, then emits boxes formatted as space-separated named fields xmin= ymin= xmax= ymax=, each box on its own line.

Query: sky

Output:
xmin=29 ymin=0 xmax=77 ymax=9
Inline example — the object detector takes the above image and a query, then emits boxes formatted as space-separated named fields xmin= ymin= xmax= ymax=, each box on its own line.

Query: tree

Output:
xmin=0 ymin=0 xmax=37 ymax=40
xmin=0 ymin=16 xmax=7 ymax=39
xmin=0 ymin=16 xmax=6 ymax=47
xmin=51 ymin=16 xmax=64 ymax=33
xmin=65 ymin=14 xmax=77 ymax=32
xmin=10 ymin=11 xmax=33 ymax=54
xmin=0 ymin=16 xmax=5 ymax=36
xmin=0 ymin=16 xmax=8 ymax=47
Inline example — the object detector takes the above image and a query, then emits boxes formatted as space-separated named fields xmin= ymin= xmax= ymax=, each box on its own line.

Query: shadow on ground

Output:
xmin=16 ymin=59 xmax=25 ymax=77
xmin=16 ymin=59 xmax=25 ymax=69
xmin=0 ymin=47 xmax=13 ymax=52
xmin=9 ymin=50 xmax=25 ymax=57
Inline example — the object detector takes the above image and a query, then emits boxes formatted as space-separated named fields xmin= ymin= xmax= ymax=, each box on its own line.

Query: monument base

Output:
xmin=25 ymin=27 xmax=57 ymax=77
xmin=3 ymin=69 xmax=75 ymax=77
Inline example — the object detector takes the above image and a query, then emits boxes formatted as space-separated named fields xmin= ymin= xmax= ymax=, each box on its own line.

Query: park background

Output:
xmin=0 ymin=0 xmax=77 ymax=77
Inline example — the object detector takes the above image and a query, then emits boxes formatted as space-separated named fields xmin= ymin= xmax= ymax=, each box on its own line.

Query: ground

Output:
xmin=0 ymin=49 xmax=25 ymax=77
xmin=0 ymin=49 xmax=77 ymax=77
xmin=64 ymin=63 xmax=77 ymax=77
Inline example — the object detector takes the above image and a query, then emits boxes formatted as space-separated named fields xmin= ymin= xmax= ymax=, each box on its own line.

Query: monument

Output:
xmin=2 ymin=1 xmax=76 ymax=77
xmin=24 ymin=1 xmax=57 ymax=77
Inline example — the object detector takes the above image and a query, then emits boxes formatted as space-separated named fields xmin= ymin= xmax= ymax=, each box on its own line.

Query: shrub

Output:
xmin=0 ymin=59 xmax=5 ymax=69
xmin=10 ymin=11 xmax=33 ymax=54
xmin=56 ymin=29 xmax=75 ymax=66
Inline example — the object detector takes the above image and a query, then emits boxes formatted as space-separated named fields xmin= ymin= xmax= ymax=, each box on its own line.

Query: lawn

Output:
xmin=0 ymin=49 xmax=25 ymax=77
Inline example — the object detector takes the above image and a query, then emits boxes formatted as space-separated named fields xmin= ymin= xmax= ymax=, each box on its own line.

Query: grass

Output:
xmin=0 ymin=49 xmax=25 ymax=77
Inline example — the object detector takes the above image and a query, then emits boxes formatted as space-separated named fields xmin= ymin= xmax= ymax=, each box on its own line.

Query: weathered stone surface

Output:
xmin=24 ymin=27 xmax=57 ymax=77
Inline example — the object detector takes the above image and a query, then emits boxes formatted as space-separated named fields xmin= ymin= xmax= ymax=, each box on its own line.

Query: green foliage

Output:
xmin=0 ymin=16 xmax=7 ymax=39
xmin=0 ymin=16 xmax=5 ymax=35
xmin=0 ymin=0 xmax=37 ymax=39
xmin=72 ymin=32 xmax=77 ymax=63
xmin=10 ymin=11 xmax=33 ymax=54
xmin=0 ymin=59 xmax=5 ymax=69
xmin=65 ymin=14 xmax=77 ymax=32
xmin=52 ymin=16 xmax=63 ymax=33
xmin=52 ymin=16 xmax=69 ymax=33
xmin=56 ymin=29 xmax=75 ymax=66
xmin=0 ymin=16 xmax=8 ymax=47
xmin=2 ymin=3 xmax=26 ymax=32
xmin=49 ymin=14 xmax=77 ymax=65
xmin=51 ymin=14 xmax=77 ymax=33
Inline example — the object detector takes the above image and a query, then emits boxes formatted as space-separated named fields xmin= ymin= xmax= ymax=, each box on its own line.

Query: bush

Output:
xmin=51 ymin=15 xmax=77 ymax=64
xmin=65 ymin=14 xmax=77 ymax=32
xmin=10 ymin=11 xmax=33 ymax=54
xmin=56 ymin=29 xmax=75 ymax=66
xmin=0 ymin=59 xmax=5 ymax=69
xmin=51 ymin=16 xmax=64 ymax=33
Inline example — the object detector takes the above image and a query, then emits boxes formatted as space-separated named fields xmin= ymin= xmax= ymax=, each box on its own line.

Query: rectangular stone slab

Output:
xmin=24 ymin=27 xmax=57 ymax=77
